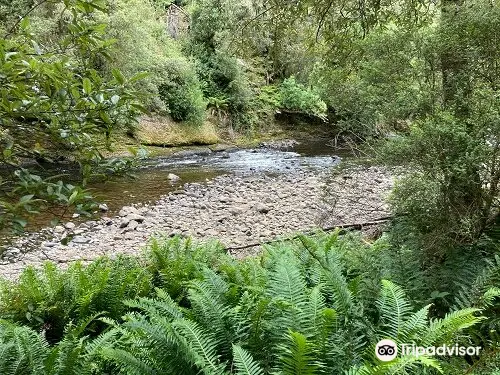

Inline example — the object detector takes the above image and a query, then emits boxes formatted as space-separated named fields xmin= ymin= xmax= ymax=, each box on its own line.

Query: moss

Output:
xmin=137 ymin=115 xmax=219 ymax=147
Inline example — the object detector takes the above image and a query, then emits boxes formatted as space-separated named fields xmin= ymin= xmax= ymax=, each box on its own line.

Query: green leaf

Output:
xmin=112 ymin=69 xmax=125 ymax=85
xmin=83 ymin=78 xmax=92 ymax=95
xmin=19 ymin=194 xmax=34 ymax=204
xmin=232 ymin=345 xmax=264 ymax=375
xmin=129 ymin=71 xmax=150 ymax=83
xmin=68 ymin=190 xmax=79 ymax=204
xmin=100 ymin=111 xmax=112 ymax=124
xmin=13 ymin=218 xmax=28 ymax=228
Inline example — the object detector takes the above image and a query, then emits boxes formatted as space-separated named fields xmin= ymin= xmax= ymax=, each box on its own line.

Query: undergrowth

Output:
xmin=0 ymin=233 xmax=498 ymax=374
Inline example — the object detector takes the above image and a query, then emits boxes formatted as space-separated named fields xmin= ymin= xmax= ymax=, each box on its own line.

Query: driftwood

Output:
xmin=225 ymin=216 xmax=392 ymax=252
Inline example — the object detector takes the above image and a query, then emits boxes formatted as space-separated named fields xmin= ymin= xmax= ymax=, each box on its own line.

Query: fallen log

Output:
xmin=225 ymin=216 xmax=392 ymax=252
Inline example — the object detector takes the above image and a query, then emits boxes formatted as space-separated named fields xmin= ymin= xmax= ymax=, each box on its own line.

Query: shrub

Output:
xmin=0 ymin=256 xmax=152 ymax=343
xmin=157 ymin=59 xmax=206 ymax=124
xmin=278 ymin=76 xmax=327 ymax=120
xmin=96 ymin=0 xmax=206 ymax=122
xmin=312 ymin=27 xmax=436 ymax=139
xmin=381 ymin=111 xmax=499 ymax=252
xmin=147 ymin=236 xmax=230 ymax=301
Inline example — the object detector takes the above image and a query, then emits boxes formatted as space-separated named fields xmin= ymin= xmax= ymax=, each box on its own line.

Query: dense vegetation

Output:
xmin=1 ymin=0 xmax=498 ymax=231
xmin=0 ymin=0 xmax=499 ymax=373
xmin=0 ymin=234 xmax=498 ymax=374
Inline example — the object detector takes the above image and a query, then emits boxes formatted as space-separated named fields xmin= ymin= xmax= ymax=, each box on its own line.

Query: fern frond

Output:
xmin=172 ymin=319 xmax=227 ymax=375
xmin=374 ymin=354 xmax=443 ymax=375
xmin=101 ymin=347 xmax=156 ymax=375
xmin=232 ymin=345 xmax=264 ymax=375
xmin=321 ymin=251 xmax=353 ymax=316
xmin=267 ymin=258 xmax=308 ymax=307
xmin=377 ymin=280 xmax=413 ymax=339
xmin=0 ymin=321 xmax=47 ymax=375
xmin=279 ymin=331 xmax=323 ymax=375
xmin=421 ymin=308 xmax=483 ymax=346
xmin=399 ymin=304 xmax=431 ymax=342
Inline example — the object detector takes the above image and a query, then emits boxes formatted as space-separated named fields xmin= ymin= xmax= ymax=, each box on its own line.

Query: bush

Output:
xmin=312 ymin=27 xmax=436 ymax=138
xmin=381 ymin=111 xmax=499 ymax=251
xmin=0 ymin=256 xmax=152 ymax=343
xmin=158 ymin=59 xmax=206 ymax=124
xmin=278 ymin=76 xmax=327 ymax=120
xmin=0 ymin=0 xmax=147 ymax=232
xmin=186 ymin=0 xmax=259 ymax=130
xmin=96 ymin=0 xmax=206 ymax=122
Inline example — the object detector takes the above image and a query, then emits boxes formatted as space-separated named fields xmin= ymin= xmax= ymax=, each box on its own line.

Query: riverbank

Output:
xmin=106 ymin=113 xmax=338 ymax=157
xmin=0 ymin=160 xmax=393 ymax=280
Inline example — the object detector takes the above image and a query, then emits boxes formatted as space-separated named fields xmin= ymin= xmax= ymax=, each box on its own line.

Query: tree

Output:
xmin=0 ymin=0 xmax=146 ymax=231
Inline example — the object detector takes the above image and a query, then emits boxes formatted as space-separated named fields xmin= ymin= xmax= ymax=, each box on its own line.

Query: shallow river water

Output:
xmin=88 ymin=139 xmax=345 ymax=213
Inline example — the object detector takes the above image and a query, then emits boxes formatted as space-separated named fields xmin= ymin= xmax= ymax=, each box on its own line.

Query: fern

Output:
xmin=0 ymin=235 xmax=493 ymax=374
xmin=0 ymin=321 xmax=48 ymax=375
xmin=232 ymin=345 xmax=264 ymax=375
xmin=172 ymin=319 xmax=228 ymax=375
xmin=101 ymin=347 xmax=156 ymax=375
xmin=420 ymin=308 xmax=483 ymax=346
xmin=377 ymin=280 xmax=414 ymax=339
xmin=279 ymin=331 xmax=323 ymax=375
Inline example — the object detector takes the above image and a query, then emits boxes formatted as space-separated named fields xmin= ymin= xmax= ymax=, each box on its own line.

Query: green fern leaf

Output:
xmin=377 ymin=280 xmax=413 ymax=339
xmin=279 ymin=331 xmax=323 ymax=375
xmin=232 ymin=345 xmax=264 ymax=375
xmin=173 ymin=319 xmax=227 ymax=375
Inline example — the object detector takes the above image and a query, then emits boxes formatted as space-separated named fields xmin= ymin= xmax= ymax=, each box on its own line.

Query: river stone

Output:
xmin=4 ymin=248 xmax=21 ymax=257
xmin=119 ymin=206 xmax=139 ymax=217
xmin=99 ymin=203 xmax=109 ymax=212
xmin=119 ymin=217 xmax=130 ymax=228
xmin=53 ymin=225 xmax=65 ymax=234
xmin=255 ymin=202 xmax=270 ymax=214
xmin=65 ymin=222 xmax=76 ymax=230
xmin=124 ymin=232 xmax=136 ymax=240
xmin=127 ymin=213 xmax=146 ymax=223
xmin=127 ymin=220 xmax=139 ymax=231
xmin=72 ymin=236 xmax=91 ymax=244
xmin=168 ymin=173 xmax=180 ymax=181
xmin=229 ymin=206 xmax=245 ymax=215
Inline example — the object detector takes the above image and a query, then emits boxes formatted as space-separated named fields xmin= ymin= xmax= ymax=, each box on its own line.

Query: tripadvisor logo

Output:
xmin=375 ymin=339 xmax=481 ymax=362
xmin=375 ymin=339 xmax=398 ymax=362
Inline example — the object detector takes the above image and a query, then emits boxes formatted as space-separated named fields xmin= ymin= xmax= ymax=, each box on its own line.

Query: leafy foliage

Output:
xmin=0 ymin=0 xmax=147 ymax=231
xmin=0 ymin=235 xmax=491 ymax=374
xmin=278 ymin=77 xmax=327 ymax=120
xmin=0 ymin=256 xmax=152 ymax=343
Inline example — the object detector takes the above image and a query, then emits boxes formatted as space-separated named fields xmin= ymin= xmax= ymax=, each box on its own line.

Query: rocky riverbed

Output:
xmin=0 ymin=156 xmax=393 ymax=280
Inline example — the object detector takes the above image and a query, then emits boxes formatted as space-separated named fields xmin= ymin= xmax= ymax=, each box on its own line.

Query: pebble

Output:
xmin=65 ymin=222 xmax=76 ymax=230
xmin=168 ymin=173 xmax=180 ymax=181
xmin=72 ymin=236 xmax=91 ymax=244
xmin=99 ymin=203 xmax=109 ymax=212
